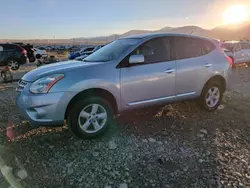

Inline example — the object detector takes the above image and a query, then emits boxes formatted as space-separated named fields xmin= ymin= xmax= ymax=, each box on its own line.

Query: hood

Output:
xmin=22 ymin=60 xmax=100 ymax=82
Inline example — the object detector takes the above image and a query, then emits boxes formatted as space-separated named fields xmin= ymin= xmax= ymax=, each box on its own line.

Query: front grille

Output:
xmin=16 ymin=79 xmax=28 ymax=92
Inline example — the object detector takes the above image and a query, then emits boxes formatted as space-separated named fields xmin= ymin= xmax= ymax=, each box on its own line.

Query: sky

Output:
xmin=0 ymin=0 xmax=250 ymax=39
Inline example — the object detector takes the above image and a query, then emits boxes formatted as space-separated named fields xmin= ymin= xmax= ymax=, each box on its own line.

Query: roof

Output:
xmin=223 ymin=40 xmax=250 ymax=43
xmin=123 ymin=33 xmax=212 ymax=41
xmin=223 ymin=41 xmax=240 ymax=43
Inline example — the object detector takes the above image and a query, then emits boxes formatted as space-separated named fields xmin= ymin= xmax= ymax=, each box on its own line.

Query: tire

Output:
xmin=35 ymin=54 xmax=42 ymax=59
xmin=199 ymin=81 xmax=223 ymax=112
xmin=8 ymin=60 xmax=20 ymax=70
xmin=29 ymin=56 xmax=35 ymax=63
xmin=66 ymin=97 xmax=114 ymax=139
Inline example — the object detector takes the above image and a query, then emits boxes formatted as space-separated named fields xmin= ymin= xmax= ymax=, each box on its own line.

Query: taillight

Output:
xmin=21 ymin=49 xmax=27 ymax=55
xmin=226 ymin=55 xmax=233 ymax=68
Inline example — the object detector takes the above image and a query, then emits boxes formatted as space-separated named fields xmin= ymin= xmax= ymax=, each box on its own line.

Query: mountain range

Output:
xmin=73 ymin=22 xmax=250 ymax=44
xmin=1 ymin=22 xmax=250 ymax=45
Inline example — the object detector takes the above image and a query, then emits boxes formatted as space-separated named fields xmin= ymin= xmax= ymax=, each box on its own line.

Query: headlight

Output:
xmin=30 ymin=74 xmax=64 ymax=94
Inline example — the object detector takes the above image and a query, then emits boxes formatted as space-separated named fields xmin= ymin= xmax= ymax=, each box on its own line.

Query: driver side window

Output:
xmin=132 ymin=37 xmax=170 ymax=64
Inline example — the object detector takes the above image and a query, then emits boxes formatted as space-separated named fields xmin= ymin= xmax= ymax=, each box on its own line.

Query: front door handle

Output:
xmin=204 ymin=63 xmax=212 ymax=68
xmin=164 ymin=69 xmax=176 ymax=74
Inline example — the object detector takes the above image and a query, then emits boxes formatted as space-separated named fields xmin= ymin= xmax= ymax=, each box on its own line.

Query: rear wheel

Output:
xmin=66 ymin=97 xmax=114 ymax=139
xmin=8 ymin=60 xmax=20 ymax=70
xmin=29 ymin=56 xmax=35 ymax=63
xmin=199 ymin=82 xmax=223 ymax=111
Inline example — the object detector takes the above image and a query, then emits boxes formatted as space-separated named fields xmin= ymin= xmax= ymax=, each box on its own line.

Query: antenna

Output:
xmin=189 ymin=27 xmax=196 ymax=35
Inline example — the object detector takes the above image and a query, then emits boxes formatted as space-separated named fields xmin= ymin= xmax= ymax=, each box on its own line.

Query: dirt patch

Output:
xmin=0 ymin=68 xmax=249 ymax=188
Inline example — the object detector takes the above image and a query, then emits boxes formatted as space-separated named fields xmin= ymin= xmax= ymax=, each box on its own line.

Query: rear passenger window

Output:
xmin=241 ymin=43 xmax=250 ymax=49
xmin=0 ymin=46 xmax=3 ymax=51
xmin=173 ymin=37 xmax=203 ymax=60
xmin=235 ymin=44 xmax=241 ymax=51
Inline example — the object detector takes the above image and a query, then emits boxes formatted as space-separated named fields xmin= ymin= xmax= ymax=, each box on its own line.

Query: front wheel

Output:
xmin=199 ymin=82 xmax=223 ymax=112
xmin=66 ymin=97 xmax=114 ymax=139
xmin=8 ymin=60 xmax=20 ymax=70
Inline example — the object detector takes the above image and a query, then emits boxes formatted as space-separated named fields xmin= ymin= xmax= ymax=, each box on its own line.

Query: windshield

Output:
xmin=84 ymin=38 xmax=140 ymax=62
xmin=221 ymin=43 xmax=236 ymax=51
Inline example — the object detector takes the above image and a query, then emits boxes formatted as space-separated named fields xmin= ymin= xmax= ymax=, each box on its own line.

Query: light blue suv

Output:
xmin=16 ymin=33 xmax=230 ymax=138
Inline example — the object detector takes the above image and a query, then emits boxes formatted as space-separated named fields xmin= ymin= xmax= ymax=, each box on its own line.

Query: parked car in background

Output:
xmin=0 ymin=43 xmax=27 ymax=70
xmin=68 ymin=46 xmax=81 ymax=52
xmin=37 ymin=46 xmax=46 ymax=50
xmin=75 ymin=45 xmax=104 ymax=61
xmin=14 ymin=43 xmax=35 ymax=63
xmin=69 ymin=46 xmax=103 ymax=60
xmin=74 ymin=54 xmax=89 ymax=61
xmin=45 ymin=46 xmax=52 ymax=51
xmin=16 ymin=33 xmax=231 ymax=139
xmin=34 ymin=48 xmax=48 ymax=58
xmin=221 ymin=41 xmax=250 ymax=67
xmin=58 ymin=46 xmax=66 ymax=50
xmin=68 ymin=47 xmax=94 ymax=60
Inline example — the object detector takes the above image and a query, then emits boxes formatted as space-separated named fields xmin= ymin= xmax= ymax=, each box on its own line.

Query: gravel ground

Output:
xmin=0 ymin=66 xmax=250 ymax=188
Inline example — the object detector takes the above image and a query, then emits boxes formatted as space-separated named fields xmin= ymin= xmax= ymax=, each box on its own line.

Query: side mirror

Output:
xmin=129 ymin=54 xmax=145 ymax=64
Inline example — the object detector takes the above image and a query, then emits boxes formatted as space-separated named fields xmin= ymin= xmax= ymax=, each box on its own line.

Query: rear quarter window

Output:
xmin=202 ymin=40 xmax=216 ymax=54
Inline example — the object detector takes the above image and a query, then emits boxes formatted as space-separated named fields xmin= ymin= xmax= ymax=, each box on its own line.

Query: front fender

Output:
xmin=68 ymin=79 xmax=121 ymax=111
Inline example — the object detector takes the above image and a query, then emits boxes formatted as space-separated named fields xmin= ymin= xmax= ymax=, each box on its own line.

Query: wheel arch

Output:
xmin=202 ymin=75 xmax=226 ymax=95
xmin=65 ymin=88 xmax=118 ymax=119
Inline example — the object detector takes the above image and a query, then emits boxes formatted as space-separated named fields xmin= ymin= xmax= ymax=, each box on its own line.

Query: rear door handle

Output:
xmin=164 ymin=69 xmax=175 ymax=74
xmin=204 ymin=63 xmax=212 ymax=68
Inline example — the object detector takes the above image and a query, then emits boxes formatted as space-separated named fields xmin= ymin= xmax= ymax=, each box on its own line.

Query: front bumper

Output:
xmin=16 ymin=83 xmax=76 ymax=126
xmin=42 ymin=54 xmax=48 ymax=58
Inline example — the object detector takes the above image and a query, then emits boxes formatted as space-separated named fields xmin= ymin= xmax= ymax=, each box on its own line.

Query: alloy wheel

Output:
xmin=205 ymin=86 xmax=220 ymax=108
xmin=8 ymin=61 xmax=19 ymax=70
xmin=78 ymin=104 xmax=107 ymax=134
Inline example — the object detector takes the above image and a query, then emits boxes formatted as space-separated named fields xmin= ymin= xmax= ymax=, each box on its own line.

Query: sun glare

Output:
xmin=223 ymin=5 xmax=249 ymax=24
